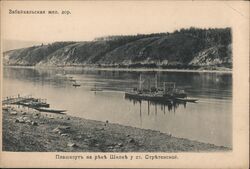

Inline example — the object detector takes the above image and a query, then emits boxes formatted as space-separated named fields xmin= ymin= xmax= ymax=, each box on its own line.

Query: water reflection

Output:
xmin=3 ymin=67 xmax=232 ymax=147
xmin=3 ymin=67 xmax=232 ymax=100
xmin=125 ymin=96 xmax=187 ymax=115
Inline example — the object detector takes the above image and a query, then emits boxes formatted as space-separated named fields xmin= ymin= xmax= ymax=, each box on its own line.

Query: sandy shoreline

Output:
xmin=2 ymin=106 xmax=230 ymax=152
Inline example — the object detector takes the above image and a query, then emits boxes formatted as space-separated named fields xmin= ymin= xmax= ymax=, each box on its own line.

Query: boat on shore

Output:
xmin=18 ymin=101 xmax=50 ymax=108
xmin=34 ymin=107 xmax=66 ymax=114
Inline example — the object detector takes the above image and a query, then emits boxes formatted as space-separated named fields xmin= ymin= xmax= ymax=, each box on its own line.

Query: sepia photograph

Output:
xmin=0 ymin=1 xmax=249 ymax=168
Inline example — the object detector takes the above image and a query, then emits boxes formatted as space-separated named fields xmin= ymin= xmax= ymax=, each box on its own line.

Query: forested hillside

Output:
xmin=3 ymin=27 xmax=232 ymax=70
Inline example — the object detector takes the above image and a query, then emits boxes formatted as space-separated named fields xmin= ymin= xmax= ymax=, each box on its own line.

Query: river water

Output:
xmin=3 ymin=67 xmax=232 ymax=148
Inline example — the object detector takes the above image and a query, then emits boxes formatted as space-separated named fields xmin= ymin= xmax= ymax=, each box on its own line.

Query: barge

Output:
xmin=125 ymin=74 xmax=195 ymax=103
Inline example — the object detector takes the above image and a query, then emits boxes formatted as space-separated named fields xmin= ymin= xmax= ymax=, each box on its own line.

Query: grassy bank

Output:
xmin=2 ymin=106 xmax=230 ymax=152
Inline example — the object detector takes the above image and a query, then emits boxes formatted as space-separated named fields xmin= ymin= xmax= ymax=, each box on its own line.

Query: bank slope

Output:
xmin=3 ymin=28 xmax=232 ymax=70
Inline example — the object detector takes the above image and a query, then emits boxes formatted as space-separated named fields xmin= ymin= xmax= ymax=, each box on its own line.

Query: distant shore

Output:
xmin=3 ymin=106 xmax=230 ymax=152
xmin=3 ymin=65 xmax=232 ymax=74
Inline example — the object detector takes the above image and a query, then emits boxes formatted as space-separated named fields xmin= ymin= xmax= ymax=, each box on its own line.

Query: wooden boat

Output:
xmin=34 ymin=107 xmax=66 ymax=114
xmin=73 ymin=83 xmax=81 ymax=87
xmin=18 ymin=101 xmax=50 ymax=108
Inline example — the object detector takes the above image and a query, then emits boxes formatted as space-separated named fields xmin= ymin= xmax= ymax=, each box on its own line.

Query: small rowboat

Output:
xmin=175 ymin=97 xmax=198 ymax=103
xmin=73 ymin=83 xmax=81 ymax=87
xmin=34 ymin=107 xmax=66 ymax=114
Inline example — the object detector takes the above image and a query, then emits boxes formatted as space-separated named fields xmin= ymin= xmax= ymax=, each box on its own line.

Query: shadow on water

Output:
xmin=124 ymin=96 xmax=191 ymax=128
xmin=124 ymin=96 xmax=188 ymax=115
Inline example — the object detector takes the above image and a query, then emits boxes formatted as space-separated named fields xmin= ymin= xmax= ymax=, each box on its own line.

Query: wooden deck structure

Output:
xmin=2 ymin=95 xmax=48 ymax=107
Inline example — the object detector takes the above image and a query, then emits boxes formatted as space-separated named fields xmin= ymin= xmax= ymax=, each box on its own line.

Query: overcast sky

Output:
xmin=1 ymin=1 xmax=248 ymax=44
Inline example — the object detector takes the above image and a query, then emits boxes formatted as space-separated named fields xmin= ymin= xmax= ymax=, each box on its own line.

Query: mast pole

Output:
xmin=148 ymin=79 xmax=150 ymax=90
xmin=155 ymin=74 xmax=157 ymax=89
xmin=163 ymin=82 xmax=165 ymax=94
xmin=139 ymin=74 xmax=142 ymax=90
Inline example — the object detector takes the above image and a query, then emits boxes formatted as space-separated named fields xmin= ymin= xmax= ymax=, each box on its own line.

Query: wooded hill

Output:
xmin=3 ymin=27 xmax=232 ymax=70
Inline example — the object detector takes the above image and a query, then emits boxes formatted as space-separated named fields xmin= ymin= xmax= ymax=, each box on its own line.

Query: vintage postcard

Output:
xmin=0 ymin=1 xmax=249 ymax=168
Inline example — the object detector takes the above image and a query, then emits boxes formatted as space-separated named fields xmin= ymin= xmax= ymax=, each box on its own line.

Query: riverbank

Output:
xmin=4 ymin=65 xmax=232 ymax=74
xmin=2 ymin=106 xmax=230 ymax=152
